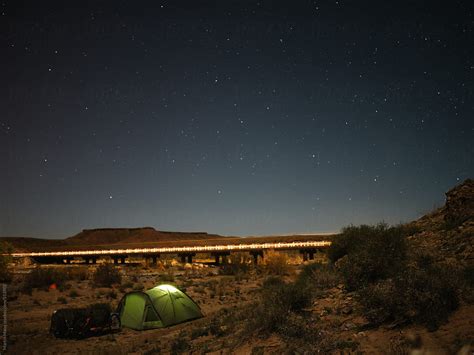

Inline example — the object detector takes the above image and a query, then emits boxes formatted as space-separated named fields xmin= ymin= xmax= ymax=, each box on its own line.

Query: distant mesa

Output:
xmin=0 ymin=227 xmax=229 ymax=252
xmin=65 ymin=227 xmax=222 ymax=245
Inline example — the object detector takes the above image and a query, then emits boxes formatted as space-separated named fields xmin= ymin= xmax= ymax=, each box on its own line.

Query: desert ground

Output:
xmin=4 ymin=253 xmax=473 ymax=355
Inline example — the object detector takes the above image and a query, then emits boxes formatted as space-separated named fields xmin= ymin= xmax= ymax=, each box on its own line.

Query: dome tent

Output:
xmin=117 ymin=284 xmax=203 ymax=330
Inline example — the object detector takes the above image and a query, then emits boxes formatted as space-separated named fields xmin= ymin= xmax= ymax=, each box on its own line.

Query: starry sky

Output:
xmin=1 ymin=1 xmax=473 ymax=238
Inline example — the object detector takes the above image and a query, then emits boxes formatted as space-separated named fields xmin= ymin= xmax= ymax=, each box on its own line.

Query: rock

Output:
xmin=341 ymin=306 xmax=353 ymax=315
xmin=444 ymin=179 xmax=474 ymax=227
xmin=341 ymin=322 xmax=356 ymax=331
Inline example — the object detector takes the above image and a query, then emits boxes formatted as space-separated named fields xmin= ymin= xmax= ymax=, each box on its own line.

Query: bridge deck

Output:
xmin=11 ymin=240 xmax=331 ymax=258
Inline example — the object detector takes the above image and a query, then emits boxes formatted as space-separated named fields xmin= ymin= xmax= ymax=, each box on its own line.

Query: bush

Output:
xmin=159 ymin=270 xmax=175 ymax=282
xmin=0 ymin=242 xmax=13 ymax=283
xmin=66 ymin=268 xmax=89 ymax=281
xmin=263 ymin=251 xmax=290 ymax=276
xmin=330 ymin=224 xmax=407 ymax=290
xmin=57 ymin=296 xmax=68 ymax=304
xmin=68 ymin=290 xmax=79 ymax=298
xmin=359 ymin=262 xmax=459 ymax=330
xmin=297 ymin=263 xmax=340 ymax=290
xmin=246 ymin=277 xmax=313 ymax=336
xmin=133 ymin=283 xmax=144 ymax=291
xmin=24 ymin=268 xmax=67 ymax=292
xmin=106 ymin=290 xmax=117 ymax=299
xmin=92 ymin=264 xmax=121 ymax=287
xmin=170 ymin=331 xmax=190 ymax=354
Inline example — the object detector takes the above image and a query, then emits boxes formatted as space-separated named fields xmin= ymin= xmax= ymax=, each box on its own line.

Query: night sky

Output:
xmin=1 ymin=1 xmax=473 ymax=238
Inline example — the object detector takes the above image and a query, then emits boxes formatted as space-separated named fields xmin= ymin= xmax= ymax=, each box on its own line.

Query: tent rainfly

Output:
xmin=117 ymin=284 xmax=203 ymax=330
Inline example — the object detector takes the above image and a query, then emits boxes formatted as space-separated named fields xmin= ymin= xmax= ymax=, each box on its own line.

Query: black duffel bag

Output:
xmin=50 ymin=303 xmax=120 ymax=339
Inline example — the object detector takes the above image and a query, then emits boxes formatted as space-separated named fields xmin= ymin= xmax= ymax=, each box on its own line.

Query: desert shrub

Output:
xmin=297 ymin=263 xmax=340 ymax=290
xmin=358 ymin=262 xmax=459 ymax=330
xmin=331 ymin=224 xmax=407 ymax=290
xmin=133 ymin=283 xmax=144 ymax=291
xmin=0 ymin=242 xmax=13 ymax=283
xmin=107 ymin=290 xmax=117 ymax=299
xmin=23 ymin=267 xmax=68 ymax=292
xmin=92 ymin=264 xmax=121 ymax=287
xmin=68 ymin=290 xmax=79 ymax=298
xmin=66 ymin=268 xmax=89 ymax=281
xmin=276 ymin=312 xmax=319 ymax=343
xmin=170 ymin=331 xmax=190 ymax=354
xmin=57 ymin=296 xmax=68 ymax=304
xmin=263 ymin=251 xmax=290 ymax=276
xmin=159 ymin=270 xmax=175 ymax=282
xmin=119 ymin=281 xmax=134 ymax=293
xmin=58 ymin=282 xmax=73 ymax=292
xmin=121 ymin=281 xmax=134 ymax=289
xmin=190 ymin=327 xmax=208 ymax=339
xmin=246 ymin=277 xmax=313 ymax=336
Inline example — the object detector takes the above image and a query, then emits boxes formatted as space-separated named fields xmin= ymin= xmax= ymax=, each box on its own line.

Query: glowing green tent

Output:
xmin=117 ymin=284 xmax=203 ymax=330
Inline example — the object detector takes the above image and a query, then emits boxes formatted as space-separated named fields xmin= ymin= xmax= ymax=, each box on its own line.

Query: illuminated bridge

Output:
xmin=10 ymin=240 xmax=332 ymax=265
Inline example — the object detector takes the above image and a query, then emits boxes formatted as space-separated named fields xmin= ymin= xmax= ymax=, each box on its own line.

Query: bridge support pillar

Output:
xmin=211 ymin=252 xmax=230 ymax=265
xmin=144 ymin=254 xmax=160 ymax=266
xmin=249 ymin=250 xmax=264 ymax=265
xmin=300 ymin=249 xmax=317 ymax=261
xmin=178 ymin=253 xmax=195 ymax=264
xmin=120 ymin=257 xmax=126 ymax=264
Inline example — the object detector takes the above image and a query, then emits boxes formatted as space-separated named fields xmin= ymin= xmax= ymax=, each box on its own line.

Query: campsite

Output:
xmin=4 ymin=219 xmax=474 ymax=355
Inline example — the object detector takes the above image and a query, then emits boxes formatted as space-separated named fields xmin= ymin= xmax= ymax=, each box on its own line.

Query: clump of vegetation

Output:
xmin=207 ymin=277 xmax=231 ymax=299
xmin=296 ymin=263 xmax=340 ymax=291
xmin=263 ymin=251 xmax=290 ymax=276
xmin=190 ymin=327 xmax=208 ymax=339
xmin=107 ymin=290 xmax=117 ymax=299
xmin=57 ymin=296 xmax=67 ymax=304
xmin=92 ymin=264 xmax=122 ymax=287
xmin=330 ymin=223 xmax=407 ymax=290
xmin=0 ymin=242 xmax=13 ymax=283
xmin=359 ymin=260 xmax=459 ymax=330
xmin=159 ymin=269 xmax=175 ymax=282
xmin=23 ymin=266 xmax=90 ymax=293
xmin=246 ymin=276 xmax=313 ymax=337
xmin=119 ymin=281 xmax=134 ymax=293
xmin=133 ymin=283 xmax=145 ymax=291
xmin=66 ymin=268 xmax=89 ymax=281
xmin=170 ymin=331 xmax=190 ymax=354
xmin=328 ymin=223 xmax=461 ymax=330
xmin=68 ymin=290 xmax=79 ymax=298
xmin=23 ymin=267 xmax=67 ymax=293
xmin=58 ymin=283 xmax=72 ymax=292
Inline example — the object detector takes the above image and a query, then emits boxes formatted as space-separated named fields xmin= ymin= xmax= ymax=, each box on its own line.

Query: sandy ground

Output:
xmin=3 ymin=260 xmax=474 ymax=354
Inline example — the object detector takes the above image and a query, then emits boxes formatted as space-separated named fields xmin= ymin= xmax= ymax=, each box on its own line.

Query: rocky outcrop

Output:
xmin=444 ymin=179 xmax=474 ymax=228
xmin=409 ymin=179 xmax=474 ymax=261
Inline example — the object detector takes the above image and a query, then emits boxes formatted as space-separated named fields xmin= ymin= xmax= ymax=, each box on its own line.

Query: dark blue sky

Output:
xmin=1 ymin=1 xmax=473 ymax=238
